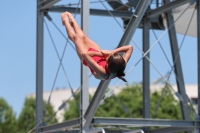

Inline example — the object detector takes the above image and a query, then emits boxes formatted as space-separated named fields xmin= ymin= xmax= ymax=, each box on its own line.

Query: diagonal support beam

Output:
xmin=83 ymin=80 xmax=111 ymax=128
xmin=116 ymin=0 xmax=151 ymax=47
xmin=164 ymin=0 xmax=191 ymax=129
xmin=83 ymin=0 xmax=151 ymax=129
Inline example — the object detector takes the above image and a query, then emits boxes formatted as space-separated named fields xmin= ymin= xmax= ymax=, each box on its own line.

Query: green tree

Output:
xmin=0 ymin=97 xmax=17 ymax=133
xmin=63 ymin=92 xmax=92 ymax=120
xmin=63 ymin=94 xmax=80 ymax=120
xmin=96 ymin=84 xmax=182 ymax=119
xmin=17 ymin=97 xmax=58 ymax=133
xmin=150 ymin=86 xmax=182 ymax=120
xmin=63 ymin=84 xmax=183 ymax=121
xmin=96 ymin=84 xmax=143 ymax=118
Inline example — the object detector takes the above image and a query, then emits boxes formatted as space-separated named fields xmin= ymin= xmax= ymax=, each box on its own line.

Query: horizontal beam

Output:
xmin=40 ymin=129 xmax=143 ymax=133
xmin=147 ymin=0 xmax=190 ymax=18
xmin=47 ymin=0 xmax=190 ymax=18
xmin=48 ymin=7 xmax=133 ymax=18
xmin=38 ymin=117 xmax=199 ymax=133
xmin=93 ymin=117 xmax=200 ymax=128
xmin=47 ymin=7 xmax=164 ymax=30
xmin=39 ymin=118 xmax=80 ymax=133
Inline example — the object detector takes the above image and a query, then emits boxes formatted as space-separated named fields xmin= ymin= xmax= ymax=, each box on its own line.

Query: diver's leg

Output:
xmin=61 ymin=12 xmax=89 ymax=61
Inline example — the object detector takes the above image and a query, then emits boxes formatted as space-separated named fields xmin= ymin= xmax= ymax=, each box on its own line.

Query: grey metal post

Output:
xmin=80 ymin=0 xmax=89 ymax=132
xmin=36 ymin=0 xmax=44 ymax=132
xmin=163 ymin=0 xmax=191 ymax=122
xmin=142 ymin=16 xmax=150 ymax=132
xmin=198 ymin=0 xmax=200 ymax=115
xmin=197 ymin=0 xmax=200 ymax=132
xmin=83 ymin=0 xmax=151 ymax=129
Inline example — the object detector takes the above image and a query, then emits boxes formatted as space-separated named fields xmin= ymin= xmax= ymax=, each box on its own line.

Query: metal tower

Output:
xmin=35 ymin=0 xmax=200 ymax=133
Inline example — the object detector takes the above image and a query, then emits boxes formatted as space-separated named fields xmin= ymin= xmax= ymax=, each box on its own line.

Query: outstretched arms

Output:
xmin=114 ymin=45 xmax=133 ymax=63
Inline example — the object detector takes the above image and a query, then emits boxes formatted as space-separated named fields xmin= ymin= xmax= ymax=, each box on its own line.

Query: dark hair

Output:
xmin=107 ymin=53 xmax=127 ymax=82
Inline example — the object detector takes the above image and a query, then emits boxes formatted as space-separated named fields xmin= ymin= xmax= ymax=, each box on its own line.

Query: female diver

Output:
xmin=61 ymin=12 xmax=133 ymax=82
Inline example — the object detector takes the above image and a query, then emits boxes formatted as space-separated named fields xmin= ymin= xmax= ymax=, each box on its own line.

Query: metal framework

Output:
xmin=80 ymin=0 xmax=89 ymax=132
xmin=36 ymin=0 xmax=44 ymax=131
xmin=35 ymin=0 xmax=200 ymax=133
xmin=142 ymin=13 xmax=150 ymax=132
xmin=164 ymin=0 xmax=191 ymax=122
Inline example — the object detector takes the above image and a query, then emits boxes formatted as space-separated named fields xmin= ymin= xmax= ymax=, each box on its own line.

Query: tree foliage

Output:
xmin=0 ymin=97 xmax=17 ymax=133
xmin=63 ymin=92 xmax=92 ymax=120
xmin=63 ymin=94 xmax=80 ymax=120
xmin=17 ymin=97 xmax=58 ymax=133
xmin=63 ymin=84 xmax=182 ymax=121
xmin=150 ymin=86 xmax=182 ymax=120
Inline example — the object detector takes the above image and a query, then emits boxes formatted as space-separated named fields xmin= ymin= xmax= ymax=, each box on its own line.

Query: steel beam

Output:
xmin=36 ymin=0 xmax=44 ymax=132
xmin=39 ymin=118 xmax=80 ymax=133
xmin=40 ymin=129 xmax=144 ymax=133
xmin=83 ymin=0 xmax=151 ymax=129
xmin=164 ymin=0 xmax=191 ymax=125
xmin=142 ymin=16 xmax=150 ymax=132
xmin=147 ymin=0 xmax=190 ymax=18
xmin=116 ymin=0 xmax=151 ymax=47
xmin=80 ymin=0 xmax=89 ymax=132
xmin=48 ymin=7 xmax=164 ymax=30
xmin=38 ymin=117 xmax=199 ymax=133
xmin=48 ymin=0 xmax=190 ymax=19
xmin=197 ymin=0 xmax=200 ymax=133
xmin=149 ymin=127 xmax=193 ymax=133
xmin=92 ymin=118 xmax=199 ymax=128
xmin=198 ymin=0 xmax=200 ymax=117
xmin=48 ymin=7 xmax=133 ymax=18
xmin=83 ymin=80 xmax=111 ymax=128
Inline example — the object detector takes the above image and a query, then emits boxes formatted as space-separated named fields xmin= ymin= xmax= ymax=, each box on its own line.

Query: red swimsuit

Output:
xmin=83 ymin=48 xmax=115 ymax=80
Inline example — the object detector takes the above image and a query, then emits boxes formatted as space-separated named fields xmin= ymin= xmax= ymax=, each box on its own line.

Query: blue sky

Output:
xmin=0 ymin=0 xmax=198 ymax=117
